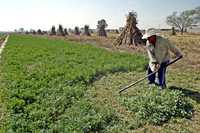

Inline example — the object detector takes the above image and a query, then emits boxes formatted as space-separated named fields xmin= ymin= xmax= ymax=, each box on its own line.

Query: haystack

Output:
xmin=74 ymin=27 xmax=80 ymax=35
xmin=113 ymin=11 xmax=143 ymax=46
xmin=83 ymin=25 xmax=91 ymax=36
xmin=97 ymin=19 xmax=107 ymax=37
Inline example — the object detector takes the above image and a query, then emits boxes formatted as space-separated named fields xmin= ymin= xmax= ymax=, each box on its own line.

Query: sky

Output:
xmin=0 ymin=0 xmax=199 ymax=31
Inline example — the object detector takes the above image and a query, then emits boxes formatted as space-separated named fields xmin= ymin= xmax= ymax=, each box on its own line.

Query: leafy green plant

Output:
xmin=0 ymin=34 xmax=147 ymax=132
xmin=119 ymin=88 xmax=193 ymax=126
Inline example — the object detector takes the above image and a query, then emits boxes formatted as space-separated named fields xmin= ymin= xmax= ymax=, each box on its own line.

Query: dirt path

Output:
xmin=0 ymin=35 xmax=9 ymax=59
xmin=0 ymin=35 xmax=9 ymax=130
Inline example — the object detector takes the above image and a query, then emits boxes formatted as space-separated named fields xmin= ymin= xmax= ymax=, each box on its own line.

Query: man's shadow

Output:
xmin=169 ymin=86 xmax=200 ymax=104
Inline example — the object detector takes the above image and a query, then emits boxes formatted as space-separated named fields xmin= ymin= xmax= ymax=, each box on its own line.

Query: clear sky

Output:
xmin=0 ymin=0 xmax=199 ymax=31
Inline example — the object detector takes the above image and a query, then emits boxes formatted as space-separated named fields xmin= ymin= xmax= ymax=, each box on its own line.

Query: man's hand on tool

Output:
xmin=152 ymin=63 xmax=160 ymax=72
xmin=129 ymin=45 xmax=137 ymax=49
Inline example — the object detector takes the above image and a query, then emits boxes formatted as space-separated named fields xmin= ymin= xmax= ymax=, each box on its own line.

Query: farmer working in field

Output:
xmin=142 ymin=28 xmax=182 ymax=89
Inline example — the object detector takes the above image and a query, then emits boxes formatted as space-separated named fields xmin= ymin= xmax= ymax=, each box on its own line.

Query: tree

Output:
xmin=83 ymin=25 xmax=91 ymax=36
xmin=50 ymin=25 xmax=56 ymax=35
xmin=97 ymin=19 xmax=108 ymax=37
xmin=57 ymin=24 xmax=65 ymax=36
xmin=166 ymin=7 xmax=199 ymax=34
xmin=74 ymin=26 xmax=80 ymax=35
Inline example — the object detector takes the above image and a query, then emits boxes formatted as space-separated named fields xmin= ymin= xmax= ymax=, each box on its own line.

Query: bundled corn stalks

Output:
xmin=113 ymin=11 xmax=143 ymax=47
xmin=83 ymin=25 xmax=91 ymax=36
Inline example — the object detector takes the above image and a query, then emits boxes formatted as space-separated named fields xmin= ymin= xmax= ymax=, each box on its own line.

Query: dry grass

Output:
xmin=168 ymin=34 xmax=200 ymax=70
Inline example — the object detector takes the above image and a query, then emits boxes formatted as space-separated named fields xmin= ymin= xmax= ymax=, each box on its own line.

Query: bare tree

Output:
xmin=97 ymin=19 xmax=108 ymax=37
xmin=83 ymin=25 xmax=91 ymax=36
xmin=166 ymin=8 xmax=199 ymax=34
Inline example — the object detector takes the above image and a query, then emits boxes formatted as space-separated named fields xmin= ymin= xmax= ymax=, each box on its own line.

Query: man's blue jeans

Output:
xmin=147 ymin=61 xmax=169 ymax=88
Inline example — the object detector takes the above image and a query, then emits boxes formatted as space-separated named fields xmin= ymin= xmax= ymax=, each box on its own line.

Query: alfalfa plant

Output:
xmin=119 ymin=88 xmax=193 ymax=127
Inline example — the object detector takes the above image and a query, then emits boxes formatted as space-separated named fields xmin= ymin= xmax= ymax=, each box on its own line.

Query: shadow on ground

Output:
xmin=169 ymin=86 xmax=200 ymax=104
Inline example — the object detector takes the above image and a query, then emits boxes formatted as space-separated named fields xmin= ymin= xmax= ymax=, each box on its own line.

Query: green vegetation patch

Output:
xmin=0 ymin=34 xmax=147 ymax=132
xmin=119 ymin=87 xmax=193 ymax=128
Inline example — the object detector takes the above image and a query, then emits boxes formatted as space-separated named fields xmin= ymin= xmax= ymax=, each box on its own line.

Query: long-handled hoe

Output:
xmin=119 ymin=56 xmax=183 ymax=94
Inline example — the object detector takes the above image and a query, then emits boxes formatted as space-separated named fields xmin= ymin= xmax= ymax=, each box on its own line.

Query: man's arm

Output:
xmin=168 ymin=41 xmax=183 ymax=58
xmin=146 ymin=43 xmax=160 ymax=72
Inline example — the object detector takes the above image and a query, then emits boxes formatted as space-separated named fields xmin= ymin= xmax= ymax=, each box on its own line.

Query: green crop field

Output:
xmin=0 ymin=34 xmax=147 ymax=132
xmin=0 ymin=34 xmax=200 ymax=133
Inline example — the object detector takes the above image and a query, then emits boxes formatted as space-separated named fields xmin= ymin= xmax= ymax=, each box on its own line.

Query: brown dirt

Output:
xmin=0 ymin=41 xmax=4 ymax=47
